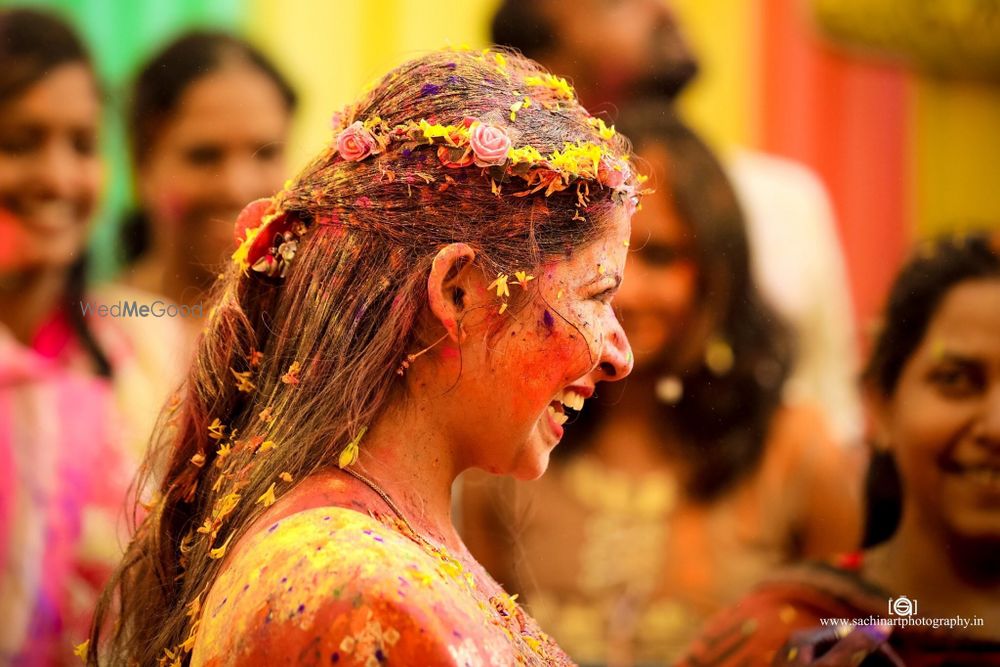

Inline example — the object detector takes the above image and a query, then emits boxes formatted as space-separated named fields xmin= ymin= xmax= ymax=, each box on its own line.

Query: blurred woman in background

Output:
xmin=114 ymin=31 xmax=296 ymax=354
xmin=679 ymin=232 xmax=1000 ymax=666
xmin=0 ymin=9 xmax=133 ymax=664
xmin=461 ymin=105 xmax=861 ymax=666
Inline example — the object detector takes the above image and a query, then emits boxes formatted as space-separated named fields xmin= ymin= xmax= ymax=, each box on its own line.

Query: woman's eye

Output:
xmin=0 ymin=133 xmax=38 ymax=155
xmin=254 ymin=143 xmax=281 ymax=162
xmin=929 ymin=365 xmax=983 ymax=397
xmin=184 ymin=145 xmax=223 ymax=166
xmin=72 ymin=131 xmax=96 ymax=156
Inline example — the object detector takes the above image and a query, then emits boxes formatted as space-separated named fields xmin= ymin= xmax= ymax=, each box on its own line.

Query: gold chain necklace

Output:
xmin=341 ymin=466 xmax=417 ymax=533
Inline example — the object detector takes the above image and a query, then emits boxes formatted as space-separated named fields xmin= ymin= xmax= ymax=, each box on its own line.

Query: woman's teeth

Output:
xmin=547 ymin=405 xmax=569 ymax=426
xmin=556 ymin=389 xmax=586 ymax=411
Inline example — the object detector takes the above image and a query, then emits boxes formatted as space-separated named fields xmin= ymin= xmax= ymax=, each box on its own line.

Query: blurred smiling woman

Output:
xmin=117 ymin=32 xmax=296 ymax=353
xmin=0 ymin=8 xmax=138 ymax=664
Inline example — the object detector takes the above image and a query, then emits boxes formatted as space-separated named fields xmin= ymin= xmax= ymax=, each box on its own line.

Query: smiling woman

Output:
xmin=678 ymin=232 xmax=1000 ymax=666
xmin=114 ymin=32 xmax=297 ymax=356
xmin=0 ymin=8 xmax=159 ymax=664
xmin=87 ymin=48 xmax=639 ymax=666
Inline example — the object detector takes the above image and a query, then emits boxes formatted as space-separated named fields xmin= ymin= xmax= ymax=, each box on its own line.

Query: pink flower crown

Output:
xmin=233 ymin=114 xmax=640 ymax=279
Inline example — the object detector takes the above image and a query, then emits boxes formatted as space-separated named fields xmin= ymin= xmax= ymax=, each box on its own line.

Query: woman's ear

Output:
xmin=427 ymin=243 xmax=477 ymax=343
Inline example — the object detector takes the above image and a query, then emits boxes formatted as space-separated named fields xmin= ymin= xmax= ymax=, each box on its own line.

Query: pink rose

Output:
xmin=598 ymin=155 xmax=630 ymax=189
xmin=469 ymin=122 xmax=511 ymax=167
xmin=337 ymin=121 xmax=378 ymax=161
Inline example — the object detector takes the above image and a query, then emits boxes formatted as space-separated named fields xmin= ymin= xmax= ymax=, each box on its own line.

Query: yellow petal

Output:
xmin=208 ymin=532 xmax=235 ymax=560
xmin=279 ymin=472 xmax=294 ymax=483
xmin=74 ymin=640 xmax=89 ymax=661
xmin=256 ymin=483 xmax=277 ymax=507
xmin=338 ymin=443 xmax=359 ymax=469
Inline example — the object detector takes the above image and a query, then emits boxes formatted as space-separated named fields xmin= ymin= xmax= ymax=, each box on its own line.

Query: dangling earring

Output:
xmin=395 ymin=332 xmax=450 ymax=376
xmin=704 ymin=335 xmax=734 ymax=376
xmin=655 ymin=375 xmax=684 ymax=404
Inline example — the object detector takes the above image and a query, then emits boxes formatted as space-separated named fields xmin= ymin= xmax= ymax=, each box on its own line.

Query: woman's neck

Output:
xmin=350 ymin=398 xmax=463 ymax=552
xmin=0 ymin=266 xmax=66 ymax=345
xmin=864 ymin=512 xmax=1000 ymax=633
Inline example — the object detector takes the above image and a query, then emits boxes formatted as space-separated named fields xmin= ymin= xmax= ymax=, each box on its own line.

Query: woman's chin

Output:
xmin=508 ymin=439 xmax=553 ymax=481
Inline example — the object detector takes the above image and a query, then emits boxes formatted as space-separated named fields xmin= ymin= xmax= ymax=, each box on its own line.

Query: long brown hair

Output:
xmin=89 ymin=48 xmax=634 ymax=665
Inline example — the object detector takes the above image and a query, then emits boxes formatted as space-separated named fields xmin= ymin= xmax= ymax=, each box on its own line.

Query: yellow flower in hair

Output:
xmin=488 ymin=274 xmax=511 ymax=299
xmin=208 ymin=418 xmax=226 ymax=441
xmin=509 ymin=100 xmax=524 ymax=122
xmin=507 ymin=145 xmax=544 ymax=165
xmin=216 ymin=442 xmax=232 ymax=460
xmin=281 ymin=361 xmax=301 ymax=385
xmin=523 ymin=73 xmax=575 ymax=100
xmin=74 ymin=640 xmax=89 ymax=661
xmin=337 ymin=425 xmax=368 ymax=469
xmin=215 ymin=492 xmax=241 ymax=521
xmin=279 ymin=472 xmax=294 ymax=483
xmin=257 ymin=483 xmax=277 ymax=507
xmin=588 ymin=117 xmax=617 ymax=140
xmin=231 ymin=369 xmax=255 ymax=393
xmin=208 ymin=532 xmax=235 ymax=560
xmin=513 ymin=271 xmax=535 ymax=287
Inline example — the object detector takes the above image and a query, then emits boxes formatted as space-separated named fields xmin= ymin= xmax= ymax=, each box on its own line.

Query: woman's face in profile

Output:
xmin=434 ymin=209 xmax=634 ymax=481
xmin=138 ymin=64 xmax=290 ymax=280
xmin=612 ymin=141 xmax=698 ymax=372
xmin=0 ymin=63 xmax=101 ymax=271
xmin=877 ymin=278 xmax=1000 ymax=543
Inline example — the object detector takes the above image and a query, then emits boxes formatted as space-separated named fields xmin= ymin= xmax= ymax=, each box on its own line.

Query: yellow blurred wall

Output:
xmin=912 ymin=78 xmax=1000 ymax=235
xmin=245 ymin=0 xmax=494 ymax=172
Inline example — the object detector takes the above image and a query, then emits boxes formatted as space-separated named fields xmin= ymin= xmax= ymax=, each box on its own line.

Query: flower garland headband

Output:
xmin=233 ymin=55 xmax=643 ymax=279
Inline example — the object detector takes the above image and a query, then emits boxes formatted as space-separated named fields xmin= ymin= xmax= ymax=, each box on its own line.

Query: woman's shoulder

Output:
xmin=192 ymin=506 xmax=484 ymax=666
xmin=675 ymin=559 xmax=875 ymax=666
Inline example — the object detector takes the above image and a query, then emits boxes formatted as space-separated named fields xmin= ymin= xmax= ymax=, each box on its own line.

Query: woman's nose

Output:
xmin=596 ymin=316 xmax=632 ymax=382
